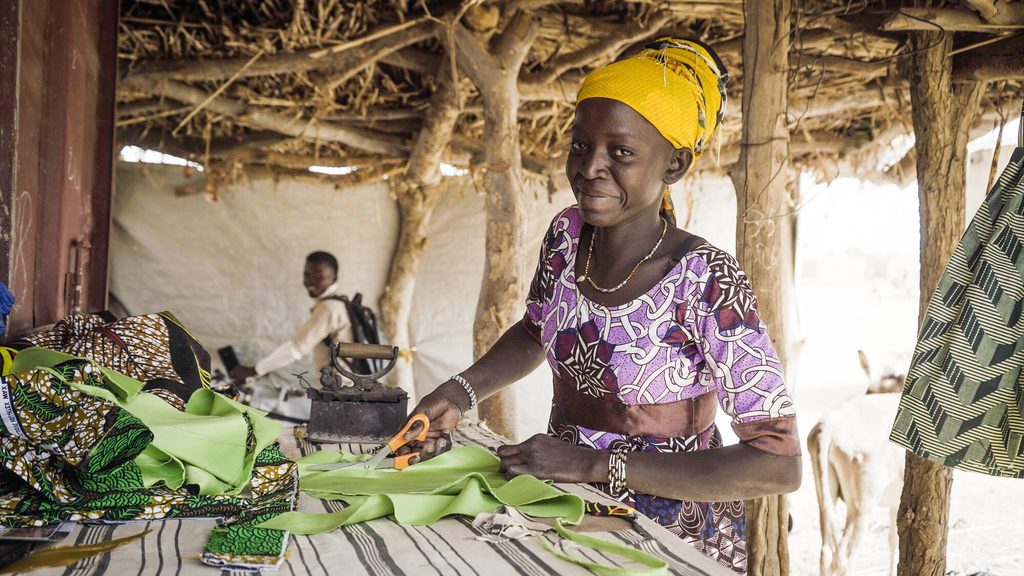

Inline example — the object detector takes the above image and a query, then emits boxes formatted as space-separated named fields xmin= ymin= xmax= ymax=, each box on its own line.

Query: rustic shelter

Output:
xmin=111 ymin=6 xmax=1023 ymax=570
xmin=2 ymin=0 xmax=1023 ymax=574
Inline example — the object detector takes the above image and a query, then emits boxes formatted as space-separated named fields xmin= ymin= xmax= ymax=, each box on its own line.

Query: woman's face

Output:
xmin=565 ymin=98 xmax=687 ymax=228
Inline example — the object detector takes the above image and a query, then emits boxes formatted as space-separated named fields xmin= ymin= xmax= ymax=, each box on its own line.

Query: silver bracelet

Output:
xmin=608 ymin=448 xmax=628 ymax=494
xmin=450 ymin=374 xmax=477 ymax=409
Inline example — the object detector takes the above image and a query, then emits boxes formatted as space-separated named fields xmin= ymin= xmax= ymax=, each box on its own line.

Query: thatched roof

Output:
xmin=116 ymin=0 xmax=1024 ymax=189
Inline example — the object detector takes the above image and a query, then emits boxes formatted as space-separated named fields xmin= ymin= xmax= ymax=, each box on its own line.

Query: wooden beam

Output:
xmin=963 ymin=0 xmax=1024 ymax=26
xmin=119 ymin=75 xmax=408 ymax=156
xmin=663 ymin=0 xmax=744 ymax=18
xmin=520 ymin=13 xmax=670 ymax=85
xmin=379 ymin=48 xmax=438 ymax=76
xmin=790 ymin=84 xmax=904 ymax=122
xmin=519 ymin=72 xmax=585 ymax=102
xmin=313 ymin=22 xmax=439 ymax=92
xmin=498 ymin=0 xmax=583 ymax=7
xmin=796 ymin=53 xmax=889 ymax=77
xmin=881 ymin=7 xmax=1024 ymax=32
xmin=715 ymin=21 xmax=899 ymax=60
xmin=954 ymin=51 xmax=1024 ymax=80
xmin=729 ymin=0 xmax=794 ymax=573
xmin=234 ymin=164 xmax=402 ymax=187
xmin=117 ymin=126 xmax=290 ymax=159
xmin=122 ymin=19 xmax=438 ymax=83
xmin=897 ymin=28 xmax=987 ymax=576
xmin=326 ymin=105 xmax=558 ymax=122
xmin=450 ymin=134 xmax=559 ymax=176
xmin=225 ymin=149 xmax=386 ymax=170
xmin=117 ymin=98 xmax=171 ymax=118
xmin=953 ymin=33 xmax=1024 ymax=80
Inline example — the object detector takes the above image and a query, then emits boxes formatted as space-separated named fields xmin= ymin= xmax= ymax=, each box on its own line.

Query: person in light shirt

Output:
xmin=230 ymin=251 xmax=353 ymax=386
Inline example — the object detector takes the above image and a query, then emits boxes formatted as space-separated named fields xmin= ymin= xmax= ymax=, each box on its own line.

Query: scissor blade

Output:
xmin=361 ymin=447 xmax=392 ymax=469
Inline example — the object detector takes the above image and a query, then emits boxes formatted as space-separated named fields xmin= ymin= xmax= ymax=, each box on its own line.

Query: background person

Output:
xmin=231 ymin=251 xmax=353 ymax=392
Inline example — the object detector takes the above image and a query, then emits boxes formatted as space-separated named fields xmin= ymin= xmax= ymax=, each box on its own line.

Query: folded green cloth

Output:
xmin=260 ymin=445 xmax=667 ymax=576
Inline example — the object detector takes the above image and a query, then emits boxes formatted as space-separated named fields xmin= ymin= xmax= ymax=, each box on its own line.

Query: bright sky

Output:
xmin=793 ymin=116 xmax=1020 ymax=390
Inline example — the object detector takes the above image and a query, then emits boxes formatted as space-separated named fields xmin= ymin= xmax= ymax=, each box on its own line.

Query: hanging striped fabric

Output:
xmin=890 ymin=137 xmax=1024 ymax=478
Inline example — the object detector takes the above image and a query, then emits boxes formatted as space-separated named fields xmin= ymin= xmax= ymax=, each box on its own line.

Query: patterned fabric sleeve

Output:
xmin=523 ymin=208 xmax=574 ymax=344
xmin=683 ymin=246 xmax=800 ymax=457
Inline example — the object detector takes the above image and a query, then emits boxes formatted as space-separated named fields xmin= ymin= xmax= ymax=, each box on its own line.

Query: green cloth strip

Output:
xmin=541 ymin=519 xmax=668 ymax=576
xmin=259 ymin=445 xmax=666 ymax=575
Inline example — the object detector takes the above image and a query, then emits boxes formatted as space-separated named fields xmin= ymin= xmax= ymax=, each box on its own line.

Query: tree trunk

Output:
xmin=379 ymin=60 xmax=462 ymax=396
xmin=455 ymin=11 xmax=538 ymax=440
xmin=729 ymin=1 xmax=792 ymax=574
xmin=897 ymin=28 xmax=986 ymax=576
xmin=380 ymin=186 xmax=441 ymax=396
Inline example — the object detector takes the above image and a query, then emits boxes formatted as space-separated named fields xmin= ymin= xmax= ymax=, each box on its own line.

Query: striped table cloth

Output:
xmin=6 ymin=423 xmax=731 ymax=576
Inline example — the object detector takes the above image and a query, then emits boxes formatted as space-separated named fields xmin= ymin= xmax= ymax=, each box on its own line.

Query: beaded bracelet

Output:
xmin=608 ymin=448 xmax=628 ymax=494
xmin=450 ymin=374 xmax=478 ymax=410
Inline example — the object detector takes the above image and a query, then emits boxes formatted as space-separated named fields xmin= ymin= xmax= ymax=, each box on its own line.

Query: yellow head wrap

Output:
xmin=576 ymin=38 xmax=728 ymax=163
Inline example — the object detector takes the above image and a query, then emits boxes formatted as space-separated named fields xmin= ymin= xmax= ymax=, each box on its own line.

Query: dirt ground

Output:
xmin=786 ymin=384 xmax=1024 ymax=576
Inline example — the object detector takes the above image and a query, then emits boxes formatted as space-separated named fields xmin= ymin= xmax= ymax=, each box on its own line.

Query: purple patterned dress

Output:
xmin=523 ymin=207 xmax=799 ymax=574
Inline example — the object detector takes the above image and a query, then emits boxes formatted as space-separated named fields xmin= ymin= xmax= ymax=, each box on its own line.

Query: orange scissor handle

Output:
xmin=385 ymin=413 xmax=430 ymax=453
xmin=391 ymin=453 xmax=417 ymax=470
xmin=383 ymin=413 xmax=430 ymax=470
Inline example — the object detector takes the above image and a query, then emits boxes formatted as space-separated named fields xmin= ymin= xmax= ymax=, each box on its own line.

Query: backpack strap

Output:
xmin=319 ymin=295 xmax=356 ymax=371
xmin=662 ymin=231 xmax=706 ymax=275
xmin=319 ymin=295 xmax=349 ymax=347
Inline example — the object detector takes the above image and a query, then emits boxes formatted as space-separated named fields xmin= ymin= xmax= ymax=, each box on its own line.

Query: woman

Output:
xmin=403 ymin=38 xmax=801 ymax=573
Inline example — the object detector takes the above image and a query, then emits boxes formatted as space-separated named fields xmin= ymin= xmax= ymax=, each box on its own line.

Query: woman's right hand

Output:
xmin=399 ymin=380 xmax=470 ymax=463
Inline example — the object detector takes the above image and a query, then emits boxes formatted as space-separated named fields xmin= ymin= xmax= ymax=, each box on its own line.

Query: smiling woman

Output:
xmin=399 ymin=38 xmax=801 ymax=575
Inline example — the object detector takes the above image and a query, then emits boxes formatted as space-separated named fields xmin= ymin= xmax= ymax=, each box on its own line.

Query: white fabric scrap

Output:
xmin=472 ymin=507 xmax=552 ymax=543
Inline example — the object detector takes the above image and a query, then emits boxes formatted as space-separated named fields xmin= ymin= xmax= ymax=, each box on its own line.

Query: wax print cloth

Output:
xmin=0 ymin=313 xmax=298 ymax=571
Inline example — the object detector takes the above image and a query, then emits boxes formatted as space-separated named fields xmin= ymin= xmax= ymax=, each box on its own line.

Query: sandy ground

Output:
xmin=786 ymin=384 xmax=1024 ymax=576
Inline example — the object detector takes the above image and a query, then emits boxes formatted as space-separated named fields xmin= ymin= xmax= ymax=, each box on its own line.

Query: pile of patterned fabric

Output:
xmin=0 ymin=311 xmax=297 ymax=571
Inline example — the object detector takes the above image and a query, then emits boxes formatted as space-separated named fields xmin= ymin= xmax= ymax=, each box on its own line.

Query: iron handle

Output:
xmin=335 ymin=342 xmax=397 ymax=360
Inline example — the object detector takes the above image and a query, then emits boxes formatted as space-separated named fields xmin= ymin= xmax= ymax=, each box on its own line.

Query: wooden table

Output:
xmin=8 ymin=423 xmax=732 ymax=576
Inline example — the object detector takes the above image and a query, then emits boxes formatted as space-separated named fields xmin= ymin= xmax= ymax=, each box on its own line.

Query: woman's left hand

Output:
xmin=497 ymin=434 xmax=602 ymax=483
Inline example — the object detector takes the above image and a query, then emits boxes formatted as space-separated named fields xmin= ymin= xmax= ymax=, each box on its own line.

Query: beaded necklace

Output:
xmin=576 ymin=217 xmax=668 ymax=293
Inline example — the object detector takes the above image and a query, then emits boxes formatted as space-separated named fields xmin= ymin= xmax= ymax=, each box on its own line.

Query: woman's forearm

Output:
xmin=457 ymin=320 xmax=547 ymax=402
xmin=581 ymin=443 xmax=801 ymax=502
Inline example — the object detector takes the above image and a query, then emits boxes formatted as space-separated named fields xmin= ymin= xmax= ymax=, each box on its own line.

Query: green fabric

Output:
xmin=262 ymin=446 xmax=583 ymax=530
xmin=259 ymin=446 xmax=666 ymax=575
xmin=4 ymin=317 xmax=297 ymax=570
xmin=12 ymin=348 xmax=280 ymax=495
xmin=542 ymin=520 xmax=667 ymax=576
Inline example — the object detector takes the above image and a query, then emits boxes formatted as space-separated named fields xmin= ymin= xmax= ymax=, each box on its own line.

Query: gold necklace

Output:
xmin=576 ymin=217 xmax=668 ymax=293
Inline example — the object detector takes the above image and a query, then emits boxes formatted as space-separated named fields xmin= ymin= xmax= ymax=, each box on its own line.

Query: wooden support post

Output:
xmin=897 ymin=28 xmax=986 ymax=576
xmin=455 ymin=11 xmax=539 ymax=440
xmin=729 ymin=1 xmax=792 ymax=574
xmin=380 ymin=60 xmax=462 ymax=396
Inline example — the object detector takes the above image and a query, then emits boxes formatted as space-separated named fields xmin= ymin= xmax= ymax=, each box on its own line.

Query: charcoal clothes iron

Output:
xmin=305 ymin=342 xmax=407 ymax=444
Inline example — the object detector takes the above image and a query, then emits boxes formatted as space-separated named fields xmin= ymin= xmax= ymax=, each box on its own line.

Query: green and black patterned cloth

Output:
xmin=0 ymin=312 xmax=298 ymax=570
xmin=890 ymin=146 xmax=1024 ymax=478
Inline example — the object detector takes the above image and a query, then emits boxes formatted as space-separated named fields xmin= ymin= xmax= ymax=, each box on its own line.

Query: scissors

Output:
xmin=308 ymin=413 xmax=430 ymax=471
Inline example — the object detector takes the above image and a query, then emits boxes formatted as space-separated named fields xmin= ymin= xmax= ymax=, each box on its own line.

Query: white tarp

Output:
xmin=111 ymin=163 xmax=735 ymax=438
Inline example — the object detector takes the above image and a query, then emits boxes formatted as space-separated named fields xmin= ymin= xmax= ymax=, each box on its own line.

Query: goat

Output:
xmin=807 ymin=351 xmax=905 ymax=576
